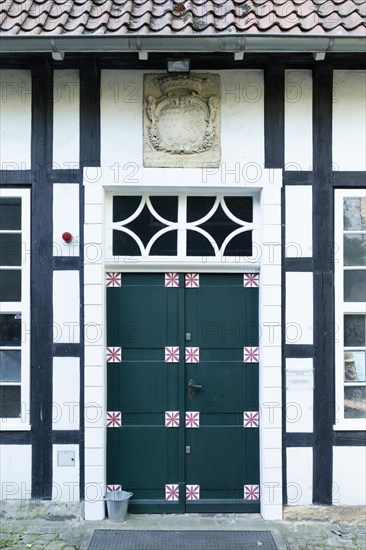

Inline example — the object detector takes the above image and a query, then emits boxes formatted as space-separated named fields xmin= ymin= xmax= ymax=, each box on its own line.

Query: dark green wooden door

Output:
xmin=106 ymin=272 xmax=259 ymax=513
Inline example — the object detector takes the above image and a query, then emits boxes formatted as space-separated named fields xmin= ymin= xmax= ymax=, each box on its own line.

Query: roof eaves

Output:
xmin=0 ymin=32 xmax=365 ymax=54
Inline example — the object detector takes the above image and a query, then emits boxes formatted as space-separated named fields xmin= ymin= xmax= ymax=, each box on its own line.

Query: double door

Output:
xmin=106 ymin=272 xmax=259 ymax=512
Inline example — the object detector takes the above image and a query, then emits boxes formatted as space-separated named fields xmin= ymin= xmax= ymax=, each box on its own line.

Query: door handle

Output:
xmin=188 ymin=379 xmax=203 ymax=399
xmin=188 ymin=379 xmax=203 ymax=390
xmin=188 ymin=379 xmax=203 ymax=398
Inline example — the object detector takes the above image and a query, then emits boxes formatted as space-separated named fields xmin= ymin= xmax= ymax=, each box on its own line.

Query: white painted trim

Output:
xmin=83 ymin=166 xmax=283 ymax=520
xmin=105 ymin=261 xmax=261 ymax=273
xmin=0 ymin=189 xmax=31 ymax=431
xmin=334 ymin=189 xmax=366 ymax=432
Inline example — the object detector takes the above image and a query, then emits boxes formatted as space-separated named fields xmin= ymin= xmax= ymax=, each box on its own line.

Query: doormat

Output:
xmin=87 ymin=529 xmax=278 ymax=550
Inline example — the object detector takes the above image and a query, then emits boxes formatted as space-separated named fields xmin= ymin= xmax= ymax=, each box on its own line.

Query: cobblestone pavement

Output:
xmin=0 ymin=504 xmax=365 ymax=550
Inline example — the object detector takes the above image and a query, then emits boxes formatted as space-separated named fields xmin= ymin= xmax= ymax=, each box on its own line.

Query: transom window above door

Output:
xmin=108 ymin=195 xmax=255 ymax=259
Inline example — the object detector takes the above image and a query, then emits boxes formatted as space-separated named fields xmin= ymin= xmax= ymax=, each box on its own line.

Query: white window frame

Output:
xmin=334 ymin=188 xmax=366 ymax=431
xmin=0 ymin=188 xmax=31 ymax=430
xmin=104 ymin=190 xmax=261 ymax=270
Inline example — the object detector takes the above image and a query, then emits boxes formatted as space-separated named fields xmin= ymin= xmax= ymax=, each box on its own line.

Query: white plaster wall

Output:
xmin=53 ymin=183 xmax=80 ymax=257
xmin=286 ymin=272 xmax=313 ymax=345
xmin=101 ymin=70 xmax=142 ymax=168
xmin=285 ymin=70 xmax=312 ymax=171
xmin=285 ymin=186 xmax=313 ymax=258
xmin=52 ymin=444 xmax=80 ymax=502
xmin=0 ymin=445 xmax=32 ymax=499
xmin=53 ymin=70 xmax=80 ymax=169
xmin=52 ymin=357 xmax=80 ymax=430
xmin=53 ymin=270 xmax=80 ymax=343
xmin=333 ymin=71 xmax=366 ymax=171
xmin=286 ymin=358 xmax=313 ymax=433
xmin=100 ymin=70 xmax=264 ymax=173
xmin=286 ymin=447 xmax=313 ymax=505
xmin=0 ymin=70 xmax=31 ymax=169
xmin=333 ymin=447 xmax=366 ymax=505
xmin=221 ymin=70 xmax=264 ymax=168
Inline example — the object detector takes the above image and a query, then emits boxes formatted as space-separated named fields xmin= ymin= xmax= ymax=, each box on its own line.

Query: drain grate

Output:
xmin=87 ymin=529 xmax=278 ymax=550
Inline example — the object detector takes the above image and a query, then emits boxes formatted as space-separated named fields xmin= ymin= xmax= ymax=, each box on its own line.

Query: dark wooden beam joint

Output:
xmin=264 ymin=62 xmax=285 ymax=169
xmin=80 ymin=59 xmax=101 ymax=167
xmin=312 ymin=62 xmax=335 ymax=506
xmin=30 ymin=61 xmax=54 ymax=500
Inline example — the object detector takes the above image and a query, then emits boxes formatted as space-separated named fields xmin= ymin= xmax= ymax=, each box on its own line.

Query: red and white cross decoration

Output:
xmin=244 ymin=484 xmax=260 ymax=501
xmin=165 ymin=411 xmax=180 ymax=428
xmin=107 ymin=485 xmax=122 ymax=492
xmin=165 ymin=273 xmax=179 ymax=287
xmin=185 ymin=273 xmax=199 ymax=288
xmin=185 ymin=347 xmax=199 ymax=363
xmin=243 ymin=347 xmax=259 ymax=363
xmin=243 ymin=274 xmax=259 ymax=288
xmin=165 ymin=346 xmax=179 ymax=363
xmin=165 ymin=484 xmax=179 ymax=501
xmin=106 ymin=411 xmax=122 ymax=428
xmin=106 ymin=347 xmax=122 ymax=363
xmin=185 ymin=411 xmax=200 ymax=428
xmin=243 ymin=411 xmax=259 ymax=428
xmin=106 ymin=272 xmax=121 ymax=287
xmin=186 ymin=485 xmax=200 ymax=501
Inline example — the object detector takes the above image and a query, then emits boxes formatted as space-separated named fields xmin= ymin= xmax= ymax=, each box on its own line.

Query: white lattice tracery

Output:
xmin=112 ymin=194 xmax=253 ymax=259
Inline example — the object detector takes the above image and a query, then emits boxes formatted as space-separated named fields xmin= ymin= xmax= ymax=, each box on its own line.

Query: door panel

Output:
xmin=185 ymin=274 xmax=259 ymax=512
xmin=107 ymin=274 xmax=183 ymax=512
xmin=107 ymin=272 xmax=259 ymax=513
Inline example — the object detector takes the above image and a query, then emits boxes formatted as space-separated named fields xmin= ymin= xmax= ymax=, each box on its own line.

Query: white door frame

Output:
xmin=83 ymin=166 xmax=283 ymax=520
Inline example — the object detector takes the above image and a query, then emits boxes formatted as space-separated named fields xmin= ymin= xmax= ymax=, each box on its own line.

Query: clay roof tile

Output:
xmin=0 ymin=0 xmax=364 ymax=36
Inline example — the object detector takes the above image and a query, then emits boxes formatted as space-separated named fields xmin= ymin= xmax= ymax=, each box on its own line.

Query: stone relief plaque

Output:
xmin=143 ymin=73 xmax=221 ymax=168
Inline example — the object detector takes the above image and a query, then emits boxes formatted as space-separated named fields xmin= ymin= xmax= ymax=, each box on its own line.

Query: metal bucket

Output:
xmin=104 ymin=490 xmax=133 ymax=523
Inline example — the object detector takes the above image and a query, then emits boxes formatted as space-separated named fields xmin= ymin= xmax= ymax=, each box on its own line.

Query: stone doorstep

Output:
xmin=284 ymin=505 xmax=366 ymax=525
xmin=1 ymin=501 xmax=365 ymax=525
xmin=0 ymin=500 xmax=84 ymax=521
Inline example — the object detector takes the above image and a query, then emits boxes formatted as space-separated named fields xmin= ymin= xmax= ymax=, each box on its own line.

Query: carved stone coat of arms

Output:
xmin=143 ymin=73 xmax=221 ymax=168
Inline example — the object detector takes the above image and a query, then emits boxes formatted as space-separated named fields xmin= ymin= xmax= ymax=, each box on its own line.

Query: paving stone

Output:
xmin=20 ymin=535 xmax=37 ymax=543
xmin=0 ymin=505 xmax=365 ymax=550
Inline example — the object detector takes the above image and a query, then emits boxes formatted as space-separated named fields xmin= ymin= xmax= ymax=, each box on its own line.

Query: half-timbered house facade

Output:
xmin=0 ymin=0 xmax=365 ymax=520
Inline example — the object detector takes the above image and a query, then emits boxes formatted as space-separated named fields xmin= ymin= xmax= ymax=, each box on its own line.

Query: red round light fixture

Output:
xmin=62 ymin=231 xmax=73 ymax=243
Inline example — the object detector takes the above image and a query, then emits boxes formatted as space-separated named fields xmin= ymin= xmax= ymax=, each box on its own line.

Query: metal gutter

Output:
xmin=0 ymin=33 xmax=365 ymax=54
